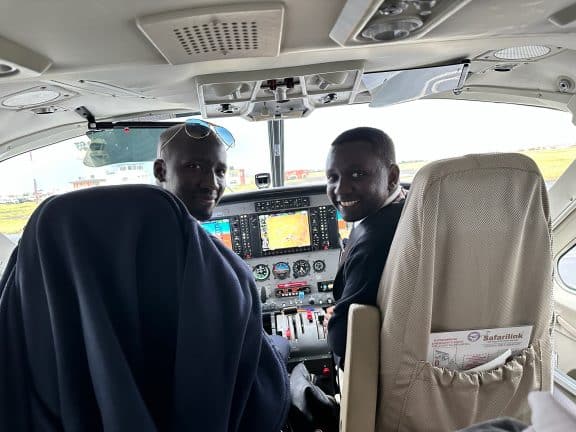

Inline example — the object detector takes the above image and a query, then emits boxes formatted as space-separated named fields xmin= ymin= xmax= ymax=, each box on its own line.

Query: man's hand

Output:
xmin=324 ymin=306 xmax=335 ymax=333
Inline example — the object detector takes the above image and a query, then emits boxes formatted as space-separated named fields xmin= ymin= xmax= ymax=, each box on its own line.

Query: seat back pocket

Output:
xmin=397 ymin=345 xmax=542 ymax=432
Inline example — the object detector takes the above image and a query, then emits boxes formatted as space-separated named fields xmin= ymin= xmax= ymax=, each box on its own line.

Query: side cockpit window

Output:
xmin=559 ymin=244 xmax=576 ymax=290
xmin=0 ymin=136 xmax=157 ymax=245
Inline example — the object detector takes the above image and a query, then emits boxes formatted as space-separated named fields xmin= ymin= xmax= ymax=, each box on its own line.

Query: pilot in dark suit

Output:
xmin=324 ymin=127 xmax=405 ymax=368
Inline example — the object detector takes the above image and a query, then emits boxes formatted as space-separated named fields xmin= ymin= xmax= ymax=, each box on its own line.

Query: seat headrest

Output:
xmin=409 ymin=153 xmax=546 ymax=214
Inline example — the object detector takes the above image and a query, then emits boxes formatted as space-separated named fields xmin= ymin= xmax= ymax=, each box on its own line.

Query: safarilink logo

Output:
xmin=483 ymin=332 xmax=524 ymax=342
xmin=467 ymin=331 xmax=481 ymax=342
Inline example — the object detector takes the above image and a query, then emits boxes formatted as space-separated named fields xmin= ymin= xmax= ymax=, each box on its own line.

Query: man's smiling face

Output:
xmin=154 ymin=130 xmax=227 ymax=221
xmin=325 ymin=140 xmax=393 ymax=222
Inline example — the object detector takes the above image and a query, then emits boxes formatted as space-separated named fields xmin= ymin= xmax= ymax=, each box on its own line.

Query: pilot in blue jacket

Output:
xmin=324 ymin=127 xmax=406 ymax=368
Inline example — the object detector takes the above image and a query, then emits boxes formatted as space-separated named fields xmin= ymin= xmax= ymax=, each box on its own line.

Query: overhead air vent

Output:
xmin=330 ymin=0 xmax=472 ymax=46
xmin=137 ymin=3 xmax=284 ymax=64
xmin=32 ymin=106 xmax=66 ymax=115
xmin=361 ymin=16 xmax=423 ymax=41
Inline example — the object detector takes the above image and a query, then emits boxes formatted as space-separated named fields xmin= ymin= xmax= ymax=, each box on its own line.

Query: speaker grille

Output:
xmin=494 ymin=45 xmax=551 ymax=60
xmin=137 ymin=4 xmax=284 ymax=64
xmin=173 ymin=21 xmax=260 ymax=56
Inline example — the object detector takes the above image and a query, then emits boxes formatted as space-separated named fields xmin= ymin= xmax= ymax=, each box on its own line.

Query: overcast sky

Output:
xmin=226 ymin=99 xmax=576 ymax=170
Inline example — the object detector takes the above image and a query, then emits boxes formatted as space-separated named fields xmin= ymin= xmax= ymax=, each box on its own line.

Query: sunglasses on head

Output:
xmin=184 ymin=119 xmax=235 ymax=149
xmin=161 ymin=118 xmax=235 ymax=151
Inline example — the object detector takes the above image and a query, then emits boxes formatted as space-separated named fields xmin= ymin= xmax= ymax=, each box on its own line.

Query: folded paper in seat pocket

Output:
xmin=427 ymin=325 xmax=533 ymax=371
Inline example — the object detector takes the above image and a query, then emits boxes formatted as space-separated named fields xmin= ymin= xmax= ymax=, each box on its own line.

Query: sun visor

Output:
xmin=363 ymin=63 xmax=468 ymax=107
xmin=84 ymin=128 xmax=163 ymax=167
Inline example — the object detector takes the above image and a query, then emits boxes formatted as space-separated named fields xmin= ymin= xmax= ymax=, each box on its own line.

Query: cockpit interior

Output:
xmin=2 ymin=0 xmax=576 ymax=430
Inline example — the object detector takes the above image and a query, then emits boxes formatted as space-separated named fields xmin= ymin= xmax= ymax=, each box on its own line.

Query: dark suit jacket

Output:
xmin=327 ymin=200 xmax=404 ymax=367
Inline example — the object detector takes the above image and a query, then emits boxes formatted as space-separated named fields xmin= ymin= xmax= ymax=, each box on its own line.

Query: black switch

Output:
xmin=260 ymin=287 xmax=267 ymax=303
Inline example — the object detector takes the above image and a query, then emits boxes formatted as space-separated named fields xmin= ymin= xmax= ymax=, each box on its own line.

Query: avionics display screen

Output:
xmin=337 ymin=211 xmax=351 ymax=241
xmin=259 ymin=210 xmax=311 ymax=251
xmin=201 ymin=219 xmax=233 ymax=249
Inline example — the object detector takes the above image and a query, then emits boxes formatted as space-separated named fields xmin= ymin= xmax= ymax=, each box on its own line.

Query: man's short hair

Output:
xmin=331 ymin=127 xmax=396 ymax=166
xmin=157 ymin=124 xmax=185 ymax=158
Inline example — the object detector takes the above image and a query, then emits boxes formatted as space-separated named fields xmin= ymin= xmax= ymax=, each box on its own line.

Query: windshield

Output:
xmin=1 ymin=99 xmax=575 ymax=245
xmin=284 ymin=100 xmax=576 ymax=187
xmin=216 ymin=116 xmax=270 ymax=192
xmin=0 ymin=116 xmax=269 ymax=244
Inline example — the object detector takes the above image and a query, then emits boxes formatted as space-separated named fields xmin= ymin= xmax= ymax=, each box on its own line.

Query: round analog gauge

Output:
xmin=293 ymin=260 xmax=311 ymax=278
xmin=252 ymin=264 xmax=270 ymax=281
xmin=272 ymin=262 xmax=290 ymax=279
xmin=313 ymin=260 xmax=326 ymax=273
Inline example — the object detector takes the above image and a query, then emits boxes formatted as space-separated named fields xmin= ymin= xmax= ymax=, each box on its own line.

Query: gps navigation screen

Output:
xmin=337 ymin=211 xmax=351 ymax=241
xmin=259 ymin=210 xmax=311 ymax=251
xmin=201 ymin=219 xmax=233 ymax=249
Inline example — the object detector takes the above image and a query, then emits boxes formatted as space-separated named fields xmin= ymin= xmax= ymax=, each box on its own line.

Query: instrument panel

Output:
xmin=201 ymin=185 xmax=350 ymax=366
xmin=246 ymin=250 xmax=339 ymax=312
xmin=203 ymin=186 xmax=347 ymax=312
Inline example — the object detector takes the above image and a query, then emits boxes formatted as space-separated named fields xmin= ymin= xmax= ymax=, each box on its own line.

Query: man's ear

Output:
xmin=388 ymin=164 xmax=400 ymax=191
xmin=153 ymin=159 xmax=167 ymax=183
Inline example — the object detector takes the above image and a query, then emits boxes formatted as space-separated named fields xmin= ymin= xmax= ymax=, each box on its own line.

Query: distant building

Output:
xmin=228 ymin=168 xmax=246 ymax=185
xmin=285 ymin=169 xmax=311 ymax=180
xmin=71 ymin=178 xmax=106 ymax=190
xmin=104 ymin=163 xmax=154 ymax=185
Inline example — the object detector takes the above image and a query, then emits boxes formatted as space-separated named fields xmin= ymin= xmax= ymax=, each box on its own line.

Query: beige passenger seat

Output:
xmin=340 ymin=153 xmax=553 ymax=432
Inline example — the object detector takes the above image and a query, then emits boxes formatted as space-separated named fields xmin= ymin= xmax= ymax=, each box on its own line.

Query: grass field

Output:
xmin=1 ymin=146 xmax=575 ymax=236
xmin=522 ymin=146 xmax=576 ymax=181
xmin=398 ymin=146 xmax=576 ymax=183
xmin=0 ymin=202 xmax=38 ymax=236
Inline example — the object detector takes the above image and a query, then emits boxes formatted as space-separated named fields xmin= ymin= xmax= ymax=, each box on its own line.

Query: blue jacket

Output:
xmin=0 ymin=185 xmax=289 ymax=431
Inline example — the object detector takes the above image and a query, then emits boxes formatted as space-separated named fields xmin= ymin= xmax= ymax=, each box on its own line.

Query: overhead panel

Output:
xmin=137 ymin=3 xmax=284 ymax=64
xmin=195 ymin=61 xmax=365 ymax=121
